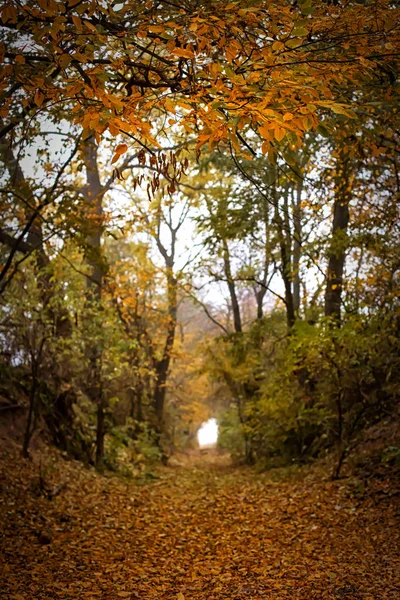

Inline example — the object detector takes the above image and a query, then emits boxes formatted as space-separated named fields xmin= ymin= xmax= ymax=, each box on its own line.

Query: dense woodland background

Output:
xmin=0 ymin=0 xmax=399 ymax=480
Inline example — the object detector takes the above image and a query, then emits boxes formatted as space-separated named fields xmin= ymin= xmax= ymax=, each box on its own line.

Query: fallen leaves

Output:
xmin=0 ymin=442 xmax=399 ymax=599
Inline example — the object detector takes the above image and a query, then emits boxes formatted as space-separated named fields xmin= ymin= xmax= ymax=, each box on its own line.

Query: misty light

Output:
xmin=197 ymin=418 xmax=218 ymax=447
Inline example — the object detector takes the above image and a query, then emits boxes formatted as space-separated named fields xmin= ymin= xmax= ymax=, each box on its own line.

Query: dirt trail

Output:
xmin=0 ymin=445 xmax=399 ymax=599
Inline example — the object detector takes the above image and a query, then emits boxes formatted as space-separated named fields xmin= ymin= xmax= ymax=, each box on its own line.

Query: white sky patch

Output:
xmin=197 ymin=418 xmax=218 ymax=447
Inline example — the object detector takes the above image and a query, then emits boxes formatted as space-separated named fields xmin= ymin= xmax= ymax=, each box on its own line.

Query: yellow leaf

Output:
xmin=165 ymin=97 xmax=176 ymax=113
xmin=271 ymin=40 xmax=285 ymax=52
xmin=293 ymin=27 xmax=308 ymax=37
xmin=177 ymin=594 xmax=185 ymax=600
xmin=302 ymin=116 xmax=313 ymax=131
xmin=274 ymin=126 xmax=286 ymax=141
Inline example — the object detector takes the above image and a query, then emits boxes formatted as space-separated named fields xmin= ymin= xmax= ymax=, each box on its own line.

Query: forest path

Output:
xmin=1 ymin=445 xmax=399 ymax=600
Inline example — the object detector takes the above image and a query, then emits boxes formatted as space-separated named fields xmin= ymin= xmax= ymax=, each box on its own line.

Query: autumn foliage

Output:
xmin=0 ymin=1 xmax=399 ymax=598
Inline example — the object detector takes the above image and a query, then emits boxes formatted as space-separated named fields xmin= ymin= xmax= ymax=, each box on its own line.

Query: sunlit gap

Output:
xmin=197 ymin=418 xmax=218 ymax=448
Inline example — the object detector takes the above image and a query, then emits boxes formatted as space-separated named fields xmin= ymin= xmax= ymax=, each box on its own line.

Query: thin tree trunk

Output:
xmin=271 ymin=175 xmax=296 ymax=329
xmin=325 ymin=152 xmax=351 ymax=324
xmin=22 ymin=380 xmax=36 ymax=458
xmin=222 ymin=239 xmax=242 ymax=333
xmin=95 ymin=381 xmax=105 ymax=467
xmin=22 ymin=343 xmax=45 ymax=458
xmin=274 ymin=211 xmax=296 ymax=328
xmin=293 ymin=179 xmax=303 ymax=314
xmin=255 ymin=195 xmax=272 ymax=320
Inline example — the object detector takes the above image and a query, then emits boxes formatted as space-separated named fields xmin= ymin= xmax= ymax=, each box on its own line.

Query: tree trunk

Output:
xmin=325 ymin=152 xmax=351 ymax=324
xmin=95 ymin=391 xmax=105 ymax=467
xmin=255 ymin=194 xmax=272 ymax=320
xmin=82 ymin=136 xmax=105 ymax=468
xmin=154 ymin=267 xmax=177 ymax=435
xmin=274 ymin=210 xmax=296 ymax=328
xmin=22 ymin=380 xmax=36 ymax=458
xmin=271 ymin=176 xmax=296 ymax=329
xmin=82 ymin=136 xmax=104 ymax=298
xmin=222 ymin=239 xmax=242 ymax=333
xmin=292 ymin=179 xmax=303 ymax=315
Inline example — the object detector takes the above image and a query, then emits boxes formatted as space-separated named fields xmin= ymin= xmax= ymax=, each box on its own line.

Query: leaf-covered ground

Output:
xmin=0 ymin=444 xmax=399 ymax=600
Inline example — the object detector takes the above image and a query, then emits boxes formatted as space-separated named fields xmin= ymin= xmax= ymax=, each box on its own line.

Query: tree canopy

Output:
xmin=0 ymin=0 xmax=399 ymax=475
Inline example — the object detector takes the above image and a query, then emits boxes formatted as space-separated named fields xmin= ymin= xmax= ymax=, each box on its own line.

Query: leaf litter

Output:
xmin=0 ymin=443 xmax=399 ymax=599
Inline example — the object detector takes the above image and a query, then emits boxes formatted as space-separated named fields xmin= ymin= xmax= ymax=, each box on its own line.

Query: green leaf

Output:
xmin=294 ymin=19 xmax=309 ymax=27
xmin=293 ymin=27 xmax=309 ymax=37
xmin=316 ymin=124 xmax=330 ymax=137
xmin=286 ymin=38 xmax=303 ymax=49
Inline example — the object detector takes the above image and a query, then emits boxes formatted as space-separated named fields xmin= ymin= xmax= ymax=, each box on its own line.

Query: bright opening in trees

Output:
xmin=197 ymin=419 xmax=218 ymax=448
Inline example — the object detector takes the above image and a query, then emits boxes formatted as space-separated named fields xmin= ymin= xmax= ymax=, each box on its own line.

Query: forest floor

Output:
xmin=0 ymin=442 xmax=399 ymax=600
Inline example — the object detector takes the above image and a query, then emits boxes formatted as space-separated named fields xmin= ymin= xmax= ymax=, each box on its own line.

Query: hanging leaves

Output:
xmin=0 ymin=0 xmax=398 ymax=156
xmin=111 ymin=143 xmax=129 ymax=164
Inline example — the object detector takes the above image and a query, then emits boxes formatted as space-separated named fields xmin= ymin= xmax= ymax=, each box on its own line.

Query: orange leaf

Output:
xmin=84 ymin=21 xmax=98 ymax=33
xmin=59 ymin=54 xmax=71 ymax=69
xmin=261 ymin=140 xmax=270 ymax=154
xmin=1 ymin=5 xmax=17 ymax=24
xmin=173 ymin=48 xmax=194 ymax=59
xmin=71 ymin=15 xmax=82 ymax=32
xmin=34 ymin=91 xmax=45 ymax=107
xmin=115 ymin=143 xmax=128 ymax=155
xmin=148 ymin=25 xmax=164 ymax=33
xmin=258 ymin=124 xmax=273 ymax=141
